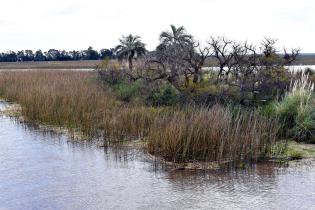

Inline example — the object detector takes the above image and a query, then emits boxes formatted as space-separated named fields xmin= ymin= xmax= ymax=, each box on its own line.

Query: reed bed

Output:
xmin=0 ymin=71 xmax=114 ymax=135
xmin=0 ymin=71 xmax=279 ymax=163
xmin=0 ymin=60 xmax=100 ymax=69
xmin=148 ymin=105 xmax=278 ymax=162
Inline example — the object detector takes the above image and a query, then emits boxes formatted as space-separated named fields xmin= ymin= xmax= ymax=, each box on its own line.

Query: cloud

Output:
xmin=48 ymin=4 xmax=82 ymax=17
xmin=0 ymin=0 xmax=314 ymax=52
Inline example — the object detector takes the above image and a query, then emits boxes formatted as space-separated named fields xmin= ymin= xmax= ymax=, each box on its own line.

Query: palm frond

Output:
xmin=114 ymin=34 xmax=147 ymax=61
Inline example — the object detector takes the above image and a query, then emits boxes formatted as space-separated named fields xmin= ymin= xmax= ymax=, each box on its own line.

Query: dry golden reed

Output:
xmin=0 ymin=71 xmax=278 ymax=163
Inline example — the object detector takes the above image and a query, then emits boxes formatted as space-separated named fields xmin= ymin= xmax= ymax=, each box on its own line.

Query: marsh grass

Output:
xmin=0 ymin=60 xmax=100 ymax=69
xmin=147 ymin=105 xmax=278 ymax=162
xmin=275 ymin=71 xmax=315 ymax=142
xmin=0 ymin=71 xmax=280 ymax=163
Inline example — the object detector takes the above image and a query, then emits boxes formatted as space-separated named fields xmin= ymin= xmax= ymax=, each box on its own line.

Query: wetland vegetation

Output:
xmin=0 ymin=25 xmax=314 ymax=165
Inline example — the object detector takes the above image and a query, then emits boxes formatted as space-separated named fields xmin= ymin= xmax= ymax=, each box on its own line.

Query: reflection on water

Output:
xmin=0 ymin=103 xmax=314 ymax=210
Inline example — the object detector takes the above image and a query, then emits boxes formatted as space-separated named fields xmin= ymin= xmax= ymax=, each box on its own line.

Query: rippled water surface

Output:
xmin=0 ymin=102 xmax=314 ymax=210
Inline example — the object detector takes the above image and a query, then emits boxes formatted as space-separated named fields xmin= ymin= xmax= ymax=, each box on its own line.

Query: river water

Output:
xmin=202 ymin=65 xmax=315 ymax=72
xmin=0 ymin=102 xmax=314 ymax=210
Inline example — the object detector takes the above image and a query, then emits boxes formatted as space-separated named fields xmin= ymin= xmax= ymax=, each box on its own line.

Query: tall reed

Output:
xmin=147 ymin=105 xmax=278 ymax=162
xmin=0 ymin=71 xmax=280 ymax=163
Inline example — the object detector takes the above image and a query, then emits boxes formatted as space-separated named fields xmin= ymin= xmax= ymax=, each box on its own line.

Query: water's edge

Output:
xmin=0 ymin=101 xmax=314 ymax=210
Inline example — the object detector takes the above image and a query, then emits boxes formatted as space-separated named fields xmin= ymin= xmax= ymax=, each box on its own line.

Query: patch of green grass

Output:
xmin=285 ymin=140 xmax=315 ymax=159
xmin=113 ymin=80 xmax=143 ymax=102
xmin=287 ymin=149 xmax=303 ymax=160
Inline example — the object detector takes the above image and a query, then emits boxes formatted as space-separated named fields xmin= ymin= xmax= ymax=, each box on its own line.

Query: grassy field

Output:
xmin=0 ymin=60 xmax=101 ymax=69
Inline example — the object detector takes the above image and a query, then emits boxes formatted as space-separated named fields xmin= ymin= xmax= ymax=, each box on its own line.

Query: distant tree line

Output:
xmin=0 ymin=47 xmax=116 ymax=62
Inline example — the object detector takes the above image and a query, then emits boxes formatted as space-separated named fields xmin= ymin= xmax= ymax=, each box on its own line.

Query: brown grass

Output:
xmin=148 ymin=105 xmax=278 ymax=162
xmin=0 ymin=71 xmax=279 ymax=163
xmin=0 ymin=60 xmax=101 ymax=70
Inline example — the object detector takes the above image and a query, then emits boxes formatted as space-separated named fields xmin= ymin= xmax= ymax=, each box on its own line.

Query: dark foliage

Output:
xmin=0 ymin=47 xmax=116 ymax=62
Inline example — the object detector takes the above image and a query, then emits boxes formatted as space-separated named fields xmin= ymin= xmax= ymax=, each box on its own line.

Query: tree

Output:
xmin=24 ymin=50 xmax=34 ymax=61
xmin=159 ymin=24 xmax=192 ymax=46
xmin=69 ymin=50 xmax=81 ymax=60
xmin=154 ymin=25 xmax=194 ymax=88
xmin=58 ymin=50 xmax=71 ymax=61
xmin=45 ymin=49 xmax=60 ymax=61
xmin=5 ymin=51 xmax=17 ymax=62
xmin=17 ymin=51 xmax=25 ymax=62
xmin=100 ymin=48 xmax=115 ymax=59
xmin=208 ymin=37 xmax=299 ymax=104
xmin=34 ymin=50 xmax=46 ymax=61
xmin=183 ymin=42 xmax=211 ymax=84
xmin=115 ymin=34 xmax=147 ymax=71
xmin=83 ymin=46 xmax=99 ymax=60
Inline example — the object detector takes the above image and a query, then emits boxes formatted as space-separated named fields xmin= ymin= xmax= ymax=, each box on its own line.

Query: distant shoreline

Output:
xmin=0 ymin=60 xmax=101 ymax=69
xmin=0 ymin=57 xmax=315 ymax=70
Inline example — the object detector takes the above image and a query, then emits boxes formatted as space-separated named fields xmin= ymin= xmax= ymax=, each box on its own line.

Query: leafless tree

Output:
xmin=208 ymin=37 xmax=236 ymax=82
xmin=216 ymin=38 xmax=300 ymax=104
xmin=183 ymin=42 xmax=212 ymax=84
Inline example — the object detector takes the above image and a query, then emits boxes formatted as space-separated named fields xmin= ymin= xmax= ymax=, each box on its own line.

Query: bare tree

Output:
xmin=208 ymin=37 xmax=236 ymax=82
xmin=183 ymin=41 xmax=211 ymax=84
xmin=198 ymin=37 xmax=300 ymax=104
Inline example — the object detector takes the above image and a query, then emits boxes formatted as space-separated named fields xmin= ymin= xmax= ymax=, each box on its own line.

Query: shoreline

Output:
xmin=0 ymin=60 xmax=314 ymax=70
xmin=0 ymin=60 xmax=101 ymax=70
xmin=0 ymin=99 xmax=89 ymax=141
xmin=1 ymin=99 xmax=314 ymax=171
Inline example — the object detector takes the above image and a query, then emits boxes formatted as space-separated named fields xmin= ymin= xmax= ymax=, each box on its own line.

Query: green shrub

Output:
xmin=114 ymin=80 xmax=143 ymax=102
xmin=147 ymin=83 xmax=179 ymax=106
xmin=293 ymin=106 xmax=315 ymax=143
xmin=288 ymin=150 xmax=303 ymax=160
xmin=259 ymin=102 xmax=276 ymax=117
xmin=274 ymin=71 xmax=315 ymax=142
xmin=96 ymin=59 xmax=125 ymax=86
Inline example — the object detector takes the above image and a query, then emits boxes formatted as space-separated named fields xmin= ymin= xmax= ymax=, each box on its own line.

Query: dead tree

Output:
xmin=208 ymin=37 xmax=235 ymax=82
xmin=183 ymin=42 xmax=212 ymax=83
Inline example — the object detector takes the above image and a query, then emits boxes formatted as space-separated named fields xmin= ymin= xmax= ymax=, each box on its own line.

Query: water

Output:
xmin=203 ymin=65 xmax=315 ymax=72
xmin=289 ymin=65 xmax=315 ymax=71
xmin=0 ymin=102 xmax=315 ymax=210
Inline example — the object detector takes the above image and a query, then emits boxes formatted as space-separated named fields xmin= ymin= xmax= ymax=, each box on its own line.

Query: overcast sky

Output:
xmin=0 ymin=0 xmax=314 ymax=52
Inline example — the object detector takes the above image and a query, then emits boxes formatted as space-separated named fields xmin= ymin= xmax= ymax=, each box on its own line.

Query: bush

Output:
xmin=259 ymin=102 xmax=276 ymax=117
xmin=274 ymin=71 xmax=315 ymax=142
xmin=114 ymin=80 xmax=143 ymax=102
xmin=293 ymin=106 xmax=315 ymax=143
xmin=147 ymin=83 xmax=179 ymax=106
xmin=96 ymin=59 xmax=125 ymax=86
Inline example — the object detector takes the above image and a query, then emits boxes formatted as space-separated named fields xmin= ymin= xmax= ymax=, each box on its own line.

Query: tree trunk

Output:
xmin=128 ymin=57 xmax=133 ymax=71
xmin=185 ymin=74 xmax=190 ymax=87
xmin=193 ymin=68 xmax=202 ymax=84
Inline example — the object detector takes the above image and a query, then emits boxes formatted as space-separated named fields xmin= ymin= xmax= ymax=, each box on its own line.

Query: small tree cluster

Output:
xmin=98 ymin=25 xmax=300 ymax=105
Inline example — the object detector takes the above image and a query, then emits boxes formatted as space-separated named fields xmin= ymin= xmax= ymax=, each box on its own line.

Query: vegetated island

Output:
xmin=0 ymin=25 xmax=314 ymax=169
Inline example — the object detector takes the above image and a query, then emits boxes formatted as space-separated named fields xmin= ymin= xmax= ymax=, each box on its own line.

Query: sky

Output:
xmin=0 ymin=0 xmax=314 ymax=52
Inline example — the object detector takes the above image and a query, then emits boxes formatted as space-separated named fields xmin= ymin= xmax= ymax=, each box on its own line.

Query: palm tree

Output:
xmin=115 ymin=34 xmax=147 ymax=71
xmin=159 ymin=25 xmax=192 ymax=46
